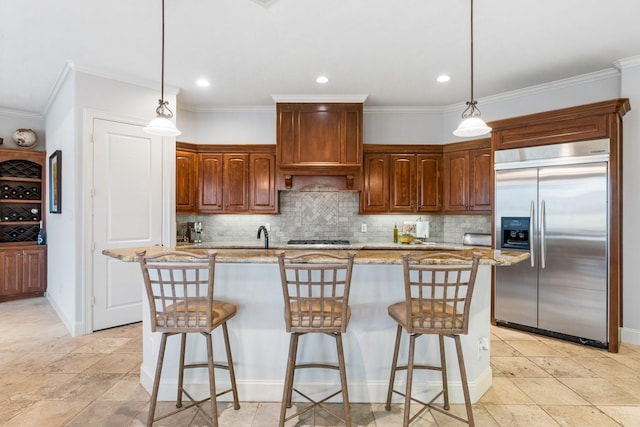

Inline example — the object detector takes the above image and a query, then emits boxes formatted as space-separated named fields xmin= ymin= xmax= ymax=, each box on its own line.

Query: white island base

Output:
xmin=139 ymin=262 xmax=492 ymax=404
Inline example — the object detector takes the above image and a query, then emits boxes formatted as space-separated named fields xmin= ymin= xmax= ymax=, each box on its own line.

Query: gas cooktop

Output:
xmin=287 ymin=239 xmax=351 ymax=245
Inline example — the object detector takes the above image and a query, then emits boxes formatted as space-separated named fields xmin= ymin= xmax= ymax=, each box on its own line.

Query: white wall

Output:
xmin=43 ymin=67 xmax=77 ymax=333
xmin=620 ymin=60 xmax=640 ymax=345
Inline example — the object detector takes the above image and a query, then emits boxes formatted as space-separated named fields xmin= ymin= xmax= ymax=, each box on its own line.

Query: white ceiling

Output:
xmin=3 ymin=0 xmax=640 ymax=115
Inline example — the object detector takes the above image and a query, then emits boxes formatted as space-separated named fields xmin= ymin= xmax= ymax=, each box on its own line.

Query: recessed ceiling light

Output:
xmin=196 ymin=78 xmax=210 ymax=87
xmin=436 ymin=75 xmax=451 ymax=83
xmin=315 ymin=76 xmax=329 ymax=84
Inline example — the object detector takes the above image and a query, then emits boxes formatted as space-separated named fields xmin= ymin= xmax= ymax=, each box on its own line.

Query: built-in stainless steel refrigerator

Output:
xmin=494 ymin=139 xmax=609 ymax=347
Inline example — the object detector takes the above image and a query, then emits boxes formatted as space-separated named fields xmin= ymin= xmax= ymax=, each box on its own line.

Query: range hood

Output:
xmin=274 ymin=96 xmax=367 ymax=191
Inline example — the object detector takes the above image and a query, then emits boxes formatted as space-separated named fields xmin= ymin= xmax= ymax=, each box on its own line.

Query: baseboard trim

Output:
xmin=621 ymin=327 xmax=640 ymax=346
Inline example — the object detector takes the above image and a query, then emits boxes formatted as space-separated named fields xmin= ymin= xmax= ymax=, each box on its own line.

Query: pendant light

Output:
xmin=144 ymin=0 xmax=181 ymax=136
xmin=453 ymin=0 xmax=491 ymax=137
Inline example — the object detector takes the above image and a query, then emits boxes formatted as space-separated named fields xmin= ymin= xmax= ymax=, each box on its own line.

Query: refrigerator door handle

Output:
xmin=530 ymin=200 xmax=535 ymax=268
xmin=540 ymin=199 xmax=546 ymax=269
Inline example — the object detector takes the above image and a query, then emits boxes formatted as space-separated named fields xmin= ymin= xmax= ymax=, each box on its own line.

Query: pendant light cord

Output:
xmin=161 ymin=0 xmax=165 ymax=104
xmin=470 ymin=0 xmax=474 ymax=103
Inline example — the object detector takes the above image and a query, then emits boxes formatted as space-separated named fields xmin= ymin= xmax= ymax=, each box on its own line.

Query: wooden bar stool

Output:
xmin=277 ymin=251 xmax=356 ymax=427
xmin=385 ymin=252 xmax=480 ymax=426
xmin=137 ymin=250 xmax=240 ymax=427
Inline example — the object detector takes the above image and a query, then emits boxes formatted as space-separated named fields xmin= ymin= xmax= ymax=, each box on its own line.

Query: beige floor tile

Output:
xmin=253 ymin=401 xmax=314 ymax=426
xmin=48 ymin=372 xmax=124 ymax=401
xmin=43 ymin=352 xmax=106 ymax=374
xmin=370 ymin=403 xmax=438 ymax=427
xmin=9 ymin=372 xmax=76 ymax=400
xmin=541 ymin=405 xmax=620 ymax=427
xmin=71 ymin=337 xmax=132 ymax=354
xmin=511 ymin=378 xmax=589 ymax=405
xmin=83 ymin=352 xmax=142 ymax=374
xmin=505 ymin=340 xmax=568 ymax=357
xmin=558 ymin=378 xmax=640 ymax=405
xmin=491 ymin=327 xmax=539 ymax=341
xmin=483 ymin=403 xmax=560 ymax=426
xmin=1 ymin=400 xmax=90 ymax=427
xmin=528 ymin=356 xmax=600 ymax=378
xmin=430 ymin=403 xmax=499 ymax=426
xmin=0 ymin=400 xmax=33 ymax=424
xmin=3 ymin=351 xmax=66 ymax=373
xmin=479 ymin=377 xmax=535 ymax=405
xmin=597 ymin=405 xmax=640 ymax=427
xmin=491 ymin=340 xmax=522 ymax=357
xmin=603 ymin=377 xmax=640 ymax=401
xmin=65 ymin=400 xmax=147 ymax=427
xmin=217 ymin=401 xmax=258 ymax=426
xmin=573 ymin=355 xmax=640 ymax=378
xmin=98 ymin=376 xmax=151 ymax=401
xmin=490 ymin=357 xmax=551 ymax=378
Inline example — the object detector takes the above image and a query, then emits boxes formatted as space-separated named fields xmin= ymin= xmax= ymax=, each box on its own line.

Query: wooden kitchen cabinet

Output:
xmin=176 ymin=148 xmax=196 ymax=213
xmin=249 ymin=153 xmax=276 ymax=212
xmin=417 ymin=154 xmax=442 ymax=212
xmin=183 ymin=144 xmax=277 ymax=214
xmin=277 ymin=103 xmax=363 ymax=190
xmin=223 ymin=154 xmax=249 ymax=212
xmin=442 ymin=139 xmax=491 ymax=214
xmin=0 ymin=245 xmax=47 ymax=301
xmin=0 ymin=148 xmax=47 ymax=302
xmin=361 ymin=146 xmax=439 ymax=214
xmin=198 ymin=153 xmax=224 ymax=213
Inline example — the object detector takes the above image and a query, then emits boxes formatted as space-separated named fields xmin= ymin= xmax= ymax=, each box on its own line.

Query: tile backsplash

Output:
xmin=177 ymin=185 xmax=491 ymax=244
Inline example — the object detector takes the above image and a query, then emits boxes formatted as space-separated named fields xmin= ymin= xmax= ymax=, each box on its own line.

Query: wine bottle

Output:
xmin=37 ymin=221 xmax=46 ymax=245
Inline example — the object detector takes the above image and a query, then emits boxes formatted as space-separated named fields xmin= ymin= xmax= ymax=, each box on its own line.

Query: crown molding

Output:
xmin=0 ymin=108 xmax=43 ymax=120
xmin=178 ymin=104 xmax=275 ymax=113
xmin=614 ymin=55 xmax=640 ymax=70
xmin=271 ymin=94 xmax=369 ymax=103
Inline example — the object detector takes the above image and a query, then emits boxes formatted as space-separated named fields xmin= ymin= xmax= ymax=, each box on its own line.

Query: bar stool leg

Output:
xmin=205 ymin=332 xmax=219 ymax=427
xmin=222 ymin=322 xmax=240 ymax=410
xmin=335 ymin=332 xmax=351 ymax=427
xmin=176 ymin=333 xmax=187 ymax=408
xmin=403 ymin=333 xmax=417 ymax=427
xmin=438 ymin=334 xmax=450 ymax=410
xmin=147 ymin=333 xmax=169 ymax=427
xmin=385 ymin=324 xmax=403 ymax=411
xmin=280 ymin=332 xmax=299 ymax=426
xmin=454 ymin=334 xmax=475 ymax=427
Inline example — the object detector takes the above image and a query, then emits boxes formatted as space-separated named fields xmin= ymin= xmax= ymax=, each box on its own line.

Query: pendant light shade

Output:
xmin=453 ymin=0 xmax=491 ymax=138
xmin=144 ymin=0 xmax=181 ymax=137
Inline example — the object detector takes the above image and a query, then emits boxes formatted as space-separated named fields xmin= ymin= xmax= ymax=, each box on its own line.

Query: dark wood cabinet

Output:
xmin=277 ymin=103 xmax=363 ymax=190
xmin=249 ymin=153 xmax=276 ymax=212
xmin=223 ymin=154 xmax=249 ymax=212
xmin=182 ymin=144 xmax=277 ymax=214
xmin=0 ymin=148 xmax=47 ymax=302
xmin=390 ymin=155 xmax=416 ymax=212
xmin=361 ymin=146 xmax=440 ymax=214
xmin=0 ymin=244 xmax=47 ymax=301
xmin=362 ymin=153 xmax=390 ymax=213
xmin=442 ymin=139 xmax=491 ymax=214
xmin=416 ymin=154 xmax=442 ymax=212
xmin=198 ymin=153 xmax=224 ymax=213
xmin=176 ymin=148 xmax=196 ymax=213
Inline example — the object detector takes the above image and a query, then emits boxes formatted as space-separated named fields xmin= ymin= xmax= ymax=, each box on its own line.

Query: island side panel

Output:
xmin=139 ymin=262 xmax=492 ymax=403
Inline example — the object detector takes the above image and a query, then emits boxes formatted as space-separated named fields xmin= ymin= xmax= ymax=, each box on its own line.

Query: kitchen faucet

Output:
xmin=257 ymin=225 xmax=269 ymax=249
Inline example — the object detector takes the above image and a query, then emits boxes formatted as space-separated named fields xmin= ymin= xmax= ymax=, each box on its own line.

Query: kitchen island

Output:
xmin=103 ymin=246 xmax=527 ymax=404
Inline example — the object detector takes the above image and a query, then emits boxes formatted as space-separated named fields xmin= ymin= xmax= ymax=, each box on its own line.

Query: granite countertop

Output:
xmin=103 ymin=244 xmax=528 ymax=266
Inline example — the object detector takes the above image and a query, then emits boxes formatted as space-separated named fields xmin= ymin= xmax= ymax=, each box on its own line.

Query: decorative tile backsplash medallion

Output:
xmin=300 ymin=187 xmax=338 ymax=226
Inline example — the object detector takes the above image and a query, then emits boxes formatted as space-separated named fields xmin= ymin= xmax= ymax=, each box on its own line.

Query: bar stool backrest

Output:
xmin=277 ymin=252 xmax=356 ymax=333
xmin=401 ymin=252 xmax=480 ymax=335
xmin=137 ymin=250 xmax=216 ymax=334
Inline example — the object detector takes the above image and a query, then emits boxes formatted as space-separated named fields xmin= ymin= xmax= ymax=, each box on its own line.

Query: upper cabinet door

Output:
xmin=361 ymin=153 xmax=390 ymax=213
xmin=390 ymin=154 xmax=415 ymax=212
xmin=469 ymin=148 xmax=492 ymax=212
xmin=223 ymin=154 xmax=249 ymax=212
xmin=277 ymin=103 xmax=363 ymax=168
xmin=176 ymin=150 xmax=196 ymax=213
xmin=417 ymin=154 xmax=442 ymax=212
xmin=249 ymin=153 xmax=277 ymax=213
xmin=198 ymin=153 xmax=223 ymax=213
xmin=443 ymin=151 xmax=469 ymax=212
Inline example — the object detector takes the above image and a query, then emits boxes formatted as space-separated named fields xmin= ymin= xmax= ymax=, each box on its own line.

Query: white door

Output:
xmin=92 ymin=118 xmax=163 ymax=330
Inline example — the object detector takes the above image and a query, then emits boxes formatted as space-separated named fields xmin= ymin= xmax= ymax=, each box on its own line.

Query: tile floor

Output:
xmin=1 ymin=297 xmax=639 ymax=426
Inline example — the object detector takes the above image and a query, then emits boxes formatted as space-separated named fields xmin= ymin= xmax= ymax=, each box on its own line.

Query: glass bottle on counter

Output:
xmin=393 ymin=224 xmax=398 ymax=243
